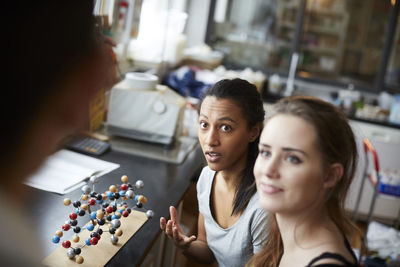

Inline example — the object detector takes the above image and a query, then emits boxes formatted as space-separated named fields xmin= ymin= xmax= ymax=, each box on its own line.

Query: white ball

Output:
xmin=110 ymin=235 xmax=119 ymax=244
xmin=146 ymin=210 xmax=154 ymax=218
xmin=81 ymin=185 xmax=91 ymax=194
xmin=67 ymin=248 xmax=75 ymax=259
xmin=111 ymin=219 xmax=121 ymax=228
xmin=125 ymin=189 xmax=134 ymax=199
xmin=89 ymin=176 xmax=99 ymax=184
xmin=135 ymin=180 xmax=144 ymax=189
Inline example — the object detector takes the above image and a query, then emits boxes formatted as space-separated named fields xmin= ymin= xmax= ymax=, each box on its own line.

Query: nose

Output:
xmin=204 ymin=127 xmax=219 ymax=147
xmin=263 ymin=155 xmax=280 ymax=179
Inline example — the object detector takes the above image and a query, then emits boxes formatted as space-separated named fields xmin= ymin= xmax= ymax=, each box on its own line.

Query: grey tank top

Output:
xmin=196 ymin=166 xmax=268 ymax=267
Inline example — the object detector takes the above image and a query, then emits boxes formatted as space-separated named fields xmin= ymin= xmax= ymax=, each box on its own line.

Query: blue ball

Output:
xmin=119 ymin=191 xmax=126 ymax=197
xmin=87 ymin=224 xmax=94 ymax=231
xmin=85 ymin=237 xmax=91 ymax=246
xmin=106 ymin=191 xmax=113 ymax=198
xmin=52 ymin=236 xmax=60 ymax=243
xmin=96 ymin=199 xmax=104 ymax=204
xmin=90 ymin=212 xmax=97 ymax=220
xmin=134 ymin=195 xmax=139 ymax=202
xmin=118 ymin=209 xmax=124 ymax=214
xmin=111 ymin=214 xmax=118 ymax=220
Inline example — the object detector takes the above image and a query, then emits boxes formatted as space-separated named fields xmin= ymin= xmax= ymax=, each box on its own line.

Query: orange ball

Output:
xmin=109 ymin=185 xmax=117 ymax=193
xmin=75 ymin=256 xmax=84 ymax=264
xmin=138 ymin=195 xmax=147 ymax=204
xmin=96 ymin=210 xmax=104 ymax=219
xmin=81 ymin=194 xmax=88 ymax=201
xmin=55 ymin=230 xmax=63 ymax=238
xmin=115 ymin=229 xmax=123 ymax=236
xmin=72 ymin=235 xmax=80 ymax=243
xmin=81 ymin=204 xmax=89 ymax=210
xmin=121 ymin=175 xmax=128 ymax=183
xmin=63 ymin=198 xmax=71 ymax=206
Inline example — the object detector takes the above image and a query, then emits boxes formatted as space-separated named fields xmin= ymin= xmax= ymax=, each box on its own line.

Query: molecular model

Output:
xmin=51 ymin=175 xmax=154 ymax=264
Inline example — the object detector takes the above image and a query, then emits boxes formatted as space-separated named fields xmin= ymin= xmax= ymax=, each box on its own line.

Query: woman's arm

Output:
xmin=160 ymin=207 xmax=215 ymax=264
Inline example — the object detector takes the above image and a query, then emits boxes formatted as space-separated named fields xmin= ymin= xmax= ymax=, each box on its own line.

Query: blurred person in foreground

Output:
xmin=1 ymin=1 xmax=115 ymax=265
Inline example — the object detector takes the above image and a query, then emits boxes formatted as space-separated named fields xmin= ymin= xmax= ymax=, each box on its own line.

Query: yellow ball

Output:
xmin=138 ymin=195 xmax=147 ymax=204
xmin=72 ymin=235 xmax=80 ymax=243
xmin=81 ymin=194 xmax=88 ymax=201
xmin=121 ymin=175 xmax=128 ymax=183
xmin=109 ymin=185 xmax=117 ymax=193
xmin=115 ymin=229 xmax=123 ymax=236
xmin=75 ymin=256 xmax=84 ymax=264
xmin=81 ymin=204 xmax=89 ymax=210
xmin=96 ymin=210 xmax=104 ymax=219
xmin=63 ymin=198 xmax=71 ymax=206
xmin=55 ymin=230 xmax=63 ymax=238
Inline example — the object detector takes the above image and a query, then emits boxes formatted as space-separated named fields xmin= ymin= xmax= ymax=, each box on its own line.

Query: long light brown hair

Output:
xmin=247 ymin=96 xmax=358 ymax=267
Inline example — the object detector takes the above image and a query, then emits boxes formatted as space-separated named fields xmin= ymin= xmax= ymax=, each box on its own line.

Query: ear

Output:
xmin=323 ymin=163 xmax=344 ymax=188
xmin=249 ymin=123 xmax=261 ymax=142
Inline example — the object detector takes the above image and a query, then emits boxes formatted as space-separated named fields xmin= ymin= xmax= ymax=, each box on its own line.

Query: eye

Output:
xmin=258 ymin=149 xmax=271 ymax=158
xmin=220 ymin=124 xmax=231 ymax=132
xmin=287 ymin=155 xmax=302 ymax=164
xmin=199 ymin=121 xmax=208 ymax=129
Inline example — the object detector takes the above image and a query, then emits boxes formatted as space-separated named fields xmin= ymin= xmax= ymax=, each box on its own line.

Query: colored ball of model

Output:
xmin=111 ymin=219 xmax=120 ymax=229
xmin=67 ymin=248 xmax=75 ymax=259
xmin=146 ymin=210 xmax=154 ymax=218
xmin=62 ymin=240 xmax=71 ymax=248
xmin=81 ymin=185 xmax=91 ymax=194
xmin=110 ymin=235 xmax=119 ymax=244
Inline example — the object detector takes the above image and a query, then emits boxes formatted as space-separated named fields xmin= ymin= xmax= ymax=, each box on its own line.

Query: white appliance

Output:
xmin=106 ymin=73 xmax=186 ymax=145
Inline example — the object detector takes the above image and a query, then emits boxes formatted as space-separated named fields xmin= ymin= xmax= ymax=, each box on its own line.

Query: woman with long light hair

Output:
xmin=249 ymin=96 xmax=359 ymax=267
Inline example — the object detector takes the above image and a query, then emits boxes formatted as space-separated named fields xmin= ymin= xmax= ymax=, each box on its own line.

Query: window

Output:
xmin=207 ymin=0 xmax=400 ymax=92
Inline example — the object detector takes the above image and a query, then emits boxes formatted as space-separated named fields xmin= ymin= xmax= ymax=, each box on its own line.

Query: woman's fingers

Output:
xmin=187 ymin=235 xmax=197 ymax=243
xmin=170 ymin=206 xmax=178 ymax=224
xmin=160 ymin=217 xmax=166 ymax=230
xmin=165 ymin=220 xmax=174 ymax=237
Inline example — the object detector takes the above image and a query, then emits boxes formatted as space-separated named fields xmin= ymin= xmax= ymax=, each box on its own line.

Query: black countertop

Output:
xmin=25 ymin=144 xmax=205 ymax=266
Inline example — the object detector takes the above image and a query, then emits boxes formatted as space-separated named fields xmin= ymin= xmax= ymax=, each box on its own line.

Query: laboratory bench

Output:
xmin=23 ymin=143 xmax=205 ymax=266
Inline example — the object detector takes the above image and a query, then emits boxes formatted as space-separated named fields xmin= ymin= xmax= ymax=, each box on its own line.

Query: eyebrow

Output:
xmin=199 ymin=114 xmax=238 ymax=124
xmin=258 ymin=143 xmax=309 ymax=157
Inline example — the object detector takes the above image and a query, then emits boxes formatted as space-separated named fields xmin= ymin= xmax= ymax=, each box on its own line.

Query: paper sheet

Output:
xmin=25 ymin=149 xmax=120 ymax=194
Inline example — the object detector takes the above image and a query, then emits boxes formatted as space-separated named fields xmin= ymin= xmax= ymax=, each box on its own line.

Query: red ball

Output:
xmin=122 ymin=210 xmax=129 ymax=217
xmin=88 ymin=198 xmax=96 ymax=206
xmin=62 ymin=224 xmax=70 ymax=231
xmin=69 ymin=213 xmax=77 ymax=220
xmin=62 ymin=240 xmax=71 ymax=248
xmin=105 ymin=206 xmax=113 ymax=214
xmin=90 ymin=237 xmax=98 ymax=245
xmin=120 ymin=184 xmax=128 ymax=191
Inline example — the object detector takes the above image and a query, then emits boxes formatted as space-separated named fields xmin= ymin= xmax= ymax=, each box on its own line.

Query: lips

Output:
xmin=259 ymin=183 xmax=283 ymax=195
xmin=205 ymin=151 xmax=222 ymax=163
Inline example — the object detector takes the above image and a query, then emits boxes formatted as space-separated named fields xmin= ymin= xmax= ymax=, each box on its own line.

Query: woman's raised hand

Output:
xmin=160 ymin=206 xmax=197 ymax=250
